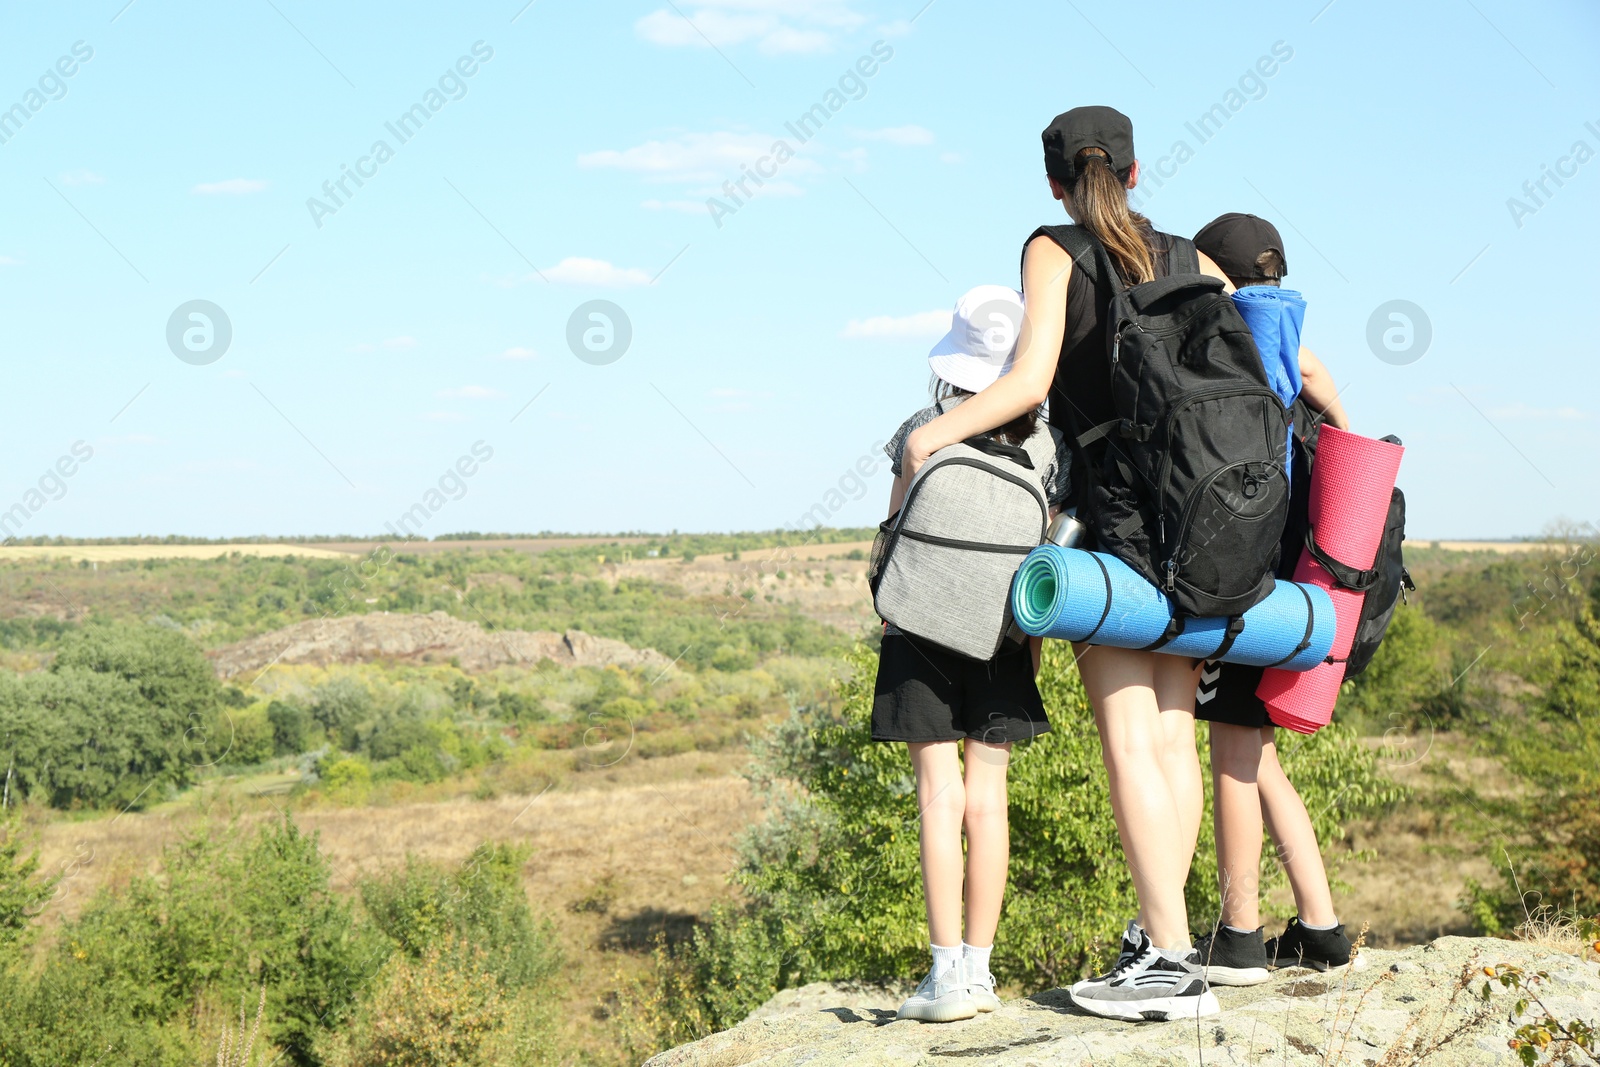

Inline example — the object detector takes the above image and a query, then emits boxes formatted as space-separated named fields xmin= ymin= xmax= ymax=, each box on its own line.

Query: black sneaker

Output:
xmin=1192 ymin=925 xmax=1270 ymax=986
xmin=1265 ymin=917 xmax=1364 ymax=973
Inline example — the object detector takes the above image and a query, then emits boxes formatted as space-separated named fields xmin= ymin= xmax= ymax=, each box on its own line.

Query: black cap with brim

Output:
xmin=1193 ymin=213 xmax=1288 ymax=281
xmin=1042 ymin=105 xmax=1135 ymax=184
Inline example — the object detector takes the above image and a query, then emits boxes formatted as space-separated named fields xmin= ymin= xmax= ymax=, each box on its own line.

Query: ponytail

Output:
xmin=1069 ymin=149 xmax=1155 ymax=285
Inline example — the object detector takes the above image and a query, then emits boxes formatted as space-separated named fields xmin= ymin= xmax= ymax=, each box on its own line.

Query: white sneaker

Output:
xmin=897 ymin=960 xmax=978 ymax=1023
xmin=966 ymin=968 xmax=1001 ymax=1013
xmin=1069 ymin=927 xmax=1221 ymax=1022
xmin=1071 ymin=919 xmax=1142 ymax=994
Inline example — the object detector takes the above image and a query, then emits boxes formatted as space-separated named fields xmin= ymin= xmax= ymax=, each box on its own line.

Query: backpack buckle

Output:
xmin=1117 ymin=420 xmax=1151 ymax=442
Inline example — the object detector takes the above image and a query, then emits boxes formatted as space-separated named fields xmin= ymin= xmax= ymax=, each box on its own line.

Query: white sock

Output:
xmin=1299 ymin=918 xmax=1339 ymax=931
xmin=962 ymin=941 xmax=993 ymax=979
xmin=931 ymin=943 xmax=962 ymax=981
xmin=1224 ymin=924 xmax=1257 ymax=936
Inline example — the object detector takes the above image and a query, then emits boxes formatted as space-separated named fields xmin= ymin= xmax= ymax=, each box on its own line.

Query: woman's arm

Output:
xmin=901 ymin=236 xmax=1072 ymax=478
xmin=1298 ymin=347 xmax=1350 ymax=430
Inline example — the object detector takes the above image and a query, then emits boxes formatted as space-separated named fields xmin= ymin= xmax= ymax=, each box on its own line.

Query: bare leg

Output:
xmin=1075 ymin=644 xmax=1192 ymax=950
xmin=1156 ymin=658 xmax=1203 ymax=890
xmin=909 ymin=741 xmax=967 ymax=947
xmin=1257 ymin=728 xmax=1337 ymax=927
xmin=960 ymin=739 xmax=1012 ymax=947
xmin=1209 ymin=721 xmax=1265 ymax=931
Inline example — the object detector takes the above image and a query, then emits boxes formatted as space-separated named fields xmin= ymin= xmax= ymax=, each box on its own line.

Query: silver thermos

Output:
xmin=1009 ymin=509 xmax=1085 ymax=643
xmin=1047 ymin=508 xmax=1087 ymax=548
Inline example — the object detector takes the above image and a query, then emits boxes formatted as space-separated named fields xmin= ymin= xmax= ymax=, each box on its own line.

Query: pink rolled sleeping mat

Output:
xmin=1256 ymin=426 xmax=1404 ymax=733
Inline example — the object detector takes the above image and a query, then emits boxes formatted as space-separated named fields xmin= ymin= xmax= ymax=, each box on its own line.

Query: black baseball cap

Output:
xmin=1042 ymin=106 xmax=1136 ymax=184
xmin=1193 ymin=213 xmax=1288 ymax=282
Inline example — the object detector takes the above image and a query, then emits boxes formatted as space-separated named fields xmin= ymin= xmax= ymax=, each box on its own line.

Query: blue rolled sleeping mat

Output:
xmin=1231 ymin=285 xmax=1306 ymax=472
xmin=1009 ymin=545 xmax=1336 ymax=670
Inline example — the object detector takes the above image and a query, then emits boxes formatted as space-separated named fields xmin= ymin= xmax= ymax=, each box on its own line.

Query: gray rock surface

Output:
xmin=646 ymin=937 xmax=1600 ymax=1066
xmin=209 ymin=610 xmax=671 ymax=677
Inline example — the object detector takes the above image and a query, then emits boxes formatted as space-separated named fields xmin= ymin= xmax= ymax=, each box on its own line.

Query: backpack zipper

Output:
xmin=1167 ymin=459 xmax=1281 ymax=594
xmin=1153 ymin=385 xmax=1284 ymax=546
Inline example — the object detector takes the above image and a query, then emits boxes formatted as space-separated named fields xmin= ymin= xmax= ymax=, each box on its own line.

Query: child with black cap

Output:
xmin=1187 ymin=212 xmax=1364 ymax=983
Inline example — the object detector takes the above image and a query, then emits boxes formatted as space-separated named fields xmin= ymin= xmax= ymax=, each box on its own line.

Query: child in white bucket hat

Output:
xmin=873 ymin=285 xmax=1072 ymax=1023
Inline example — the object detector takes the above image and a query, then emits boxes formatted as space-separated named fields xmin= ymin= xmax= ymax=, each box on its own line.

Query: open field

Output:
xmin=0 ymin=543 xmax=355 ymax=562
xmin=1 ymin=532 xmax=1593 ymax=1063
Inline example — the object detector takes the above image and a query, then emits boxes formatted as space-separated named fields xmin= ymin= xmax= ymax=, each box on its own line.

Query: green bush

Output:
xmin=0 ymin=814 xmax=56 ymax=948
xmin=639 ymin=641 xmax=1403 ymax=1045
xmin=1467 ymin=609 xmax=1600 ymax=931
xmin=311 ymin=678 xmax=375 ymax=745
xmin=0 ymin=817 xmax=387 ymax=1066
xmin=359 ymin=842 xmax=560 ymax=992
xmin=268 ymin=699 xmax=312 ymax=755
xmin=0 ymin=622 xmax=222 ymax=808
xmin=1340 ymin=606 xmax=1452 ymax=729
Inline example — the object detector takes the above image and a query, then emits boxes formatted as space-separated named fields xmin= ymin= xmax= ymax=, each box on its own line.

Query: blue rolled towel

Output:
xmin=1010 ymin=544 xmax=1335 ymax=671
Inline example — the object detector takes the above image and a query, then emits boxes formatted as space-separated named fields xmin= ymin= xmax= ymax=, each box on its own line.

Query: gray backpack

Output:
xmin=869 ymin=434 xmax=1051 ymax=660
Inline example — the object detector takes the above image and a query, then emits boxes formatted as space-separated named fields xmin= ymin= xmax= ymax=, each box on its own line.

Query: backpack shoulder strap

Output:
xmin=1022 ymin=225 xmax=1124 ymax=296
xmin=1165 ymin=234 xmax=1200 ymax=275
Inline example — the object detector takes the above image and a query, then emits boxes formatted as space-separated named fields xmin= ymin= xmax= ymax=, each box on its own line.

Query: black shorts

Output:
xmin=1194 ymin=660 xmax=1272 ymax=730
xmin=872 ymin=633 xmax=1050 ymax=745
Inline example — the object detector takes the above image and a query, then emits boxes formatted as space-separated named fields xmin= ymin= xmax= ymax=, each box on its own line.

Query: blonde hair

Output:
xmin=1068 ymin=149 xmax=1156 ymax=285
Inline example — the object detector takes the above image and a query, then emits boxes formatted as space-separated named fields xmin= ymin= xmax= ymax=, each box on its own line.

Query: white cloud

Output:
xmin=580 ymin=130 xmax=816 ymax=185
xmin=59 ymin=169 xmax=105 ymax=186
xmin=853 ymin=125 xmax=934 ymax=146
xmin=0 ymin=256 xmax=19 ymax=267
xmin=635 ymin=0 xmax=865 ymax=54
xmin=497 ymin=346 xmax=538 ymax=361
xmin=438 ymin=385 xmax=502 ymax=400
xmin=1487 ymin=403 xmax=1589 ymax=421
xmin=543 ymin=257 xmax=652 ymax=287
xmin=192 ymin=178 xmax=269 ymax=195
xmin=421 ymin=411 xmax=468 ymax=423
xmin=841 ymin=310 xmax=950 ymax=339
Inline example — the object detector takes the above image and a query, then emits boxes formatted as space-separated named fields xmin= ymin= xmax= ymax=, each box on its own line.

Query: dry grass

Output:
xmin=1514 ymin=908 xmax=1599 ymax=957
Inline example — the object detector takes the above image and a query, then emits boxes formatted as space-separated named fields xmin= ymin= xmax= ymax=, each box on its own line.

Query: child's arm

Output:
xmin=887 ymin=472 xmax=909 ymax=517
xmin=1298 ymin=347 xmax=1350 ymax=430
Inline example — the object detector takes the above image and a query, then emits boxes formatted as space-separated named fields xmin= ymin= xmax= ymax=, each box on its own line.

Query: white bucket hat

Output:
xmin=927 ymin=285 xmax=1025 ymax=393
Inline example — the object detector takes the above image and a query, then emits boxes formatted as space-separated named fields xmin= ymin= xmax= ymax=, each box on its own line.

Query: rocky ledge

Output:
xmin=645 ymin=936 xmax=1600 ymax=1066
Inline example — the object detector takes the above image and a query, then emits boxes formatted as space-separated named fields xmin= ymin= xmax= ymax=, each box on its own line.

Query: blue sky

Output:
xmin=1 ymin=0 xmax=1596 ymax=540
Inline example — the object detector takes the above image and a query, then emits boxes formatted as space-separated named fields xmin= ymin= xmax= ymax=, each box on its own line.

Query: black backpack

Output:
xmin=1038 ymin=225 xmax=1292 ymax=619
xmin=1287 ymin=406 xmax=1414 ymax=678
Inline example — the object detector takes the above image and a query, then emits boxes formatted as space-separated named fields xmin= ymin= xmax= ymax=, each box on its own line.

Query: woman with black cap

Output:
xmin=902 ymin=105 xmax=1232 ymax=1022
